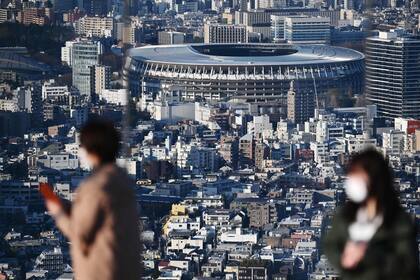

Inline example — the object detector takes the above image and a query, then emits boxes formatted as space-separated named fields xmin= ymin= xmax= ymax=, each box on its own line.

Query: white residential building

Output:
xmin=219 ymin=228 xmax=258 ymax=244
xmin=100 ymin=89 xmax=127 ymax=106
xmin=284 ymin=16 xmax=330 ymax=44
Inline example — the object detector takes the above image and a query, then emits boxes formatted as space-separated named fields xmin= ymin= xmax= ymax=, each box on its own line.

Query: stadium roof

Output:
xmin=128 ymin=43 xmax=364 ymax=66
xmin=0 ymin=51 xmax=51 ymax=73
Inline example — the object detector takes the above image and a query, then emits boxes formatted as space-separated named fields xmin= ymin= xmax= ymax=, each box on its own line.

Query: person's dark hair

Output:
xmin=80 ymin=119 xmax=120 ymax=164
xmin=344 ymin=149 xmax=402 ymax=227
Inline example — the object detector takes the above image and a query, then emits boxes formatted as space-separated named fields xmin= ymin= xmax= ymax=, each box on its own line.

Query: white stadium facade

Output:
xmin=124 ymin=43 xmax=364 ymax=103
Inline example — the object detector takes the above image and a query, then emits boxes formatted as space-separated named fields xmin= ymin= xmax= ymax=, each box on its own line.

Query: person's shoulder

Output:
xmin=98 ymin=164 xmax=135 ymax=190
xmin=91 ymin=164 xmax=125 ymax=182
xmin=328 ymin=203 xmax=358 ymax=231
xmin=78 ymin=165 xmax=116 ymax=192
xmin=333 ymin=204 xmax=353 ymax=221
xmin=390 ymin=208 xmax=415 ymax=235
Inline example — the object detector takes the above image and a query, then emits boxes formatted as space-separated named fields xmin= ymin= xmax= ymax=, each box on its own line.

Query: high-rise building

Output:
xmin=366 ymin=32 xmax=420 ymax=119
xmin=254 ymin=0 xmax=285 ymax=9
xmin=90 ymin=65 xmax=111 ymax=100
xmin=14 ymin=84 xmax=43 ymax=126
xmin=254 ymin=142 xmax=269 ymax=170
xmin=61 ymin=41 xmax=76 ymax=66
xmin=75 ymin=15 xmax=114 ymax=38
xmin=219 ymin=135 xmax=239 ymax=168
xmin=239 ymin=133 xmax=254 ymax=165
xmin=0 ymin=111 xmax=30 ymax=137
xmin=287 ymin=81 xmax=315 ymax=124
xmin=0 ymin=9 xmax=9 ymax=23
xmin=343 ymin=0 xmax=353 ymax=9
xmin=271 ymin=15 xmax=285 ymax=42
xmin=115 ymin=21 xmax=140 ymax=44
xmin=77 ymin=0 xmax=111 ymax=16
xmin=158 ymin=31 xmax=185 ymax=45
xmin=284 ymin=16 xmax=330 ymax=44
xmin=239 ymin=0 xmax=248 ymax=11
xmin=382 ymin=129 xmax=405 ymax=155
xmin=20 ymin=7 xmax=52 ymax=26
xmin=72 ymin=40 xmax=102 ymax=96
xmin=204 ymin=23 xmax=247 ymax=43
xmin=175 ymin=1 xmax=199 ymax=13
xmin=51 ymin=0 xmax=74 ymax=12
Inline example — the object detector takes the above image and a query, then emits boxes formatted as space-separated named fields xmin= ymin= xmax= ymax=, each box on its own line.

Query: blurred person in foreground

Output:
xmin=324 ymin=149 xmax=419 ymax=280
xmin=46 ymin=120 xmax=141 ymax=280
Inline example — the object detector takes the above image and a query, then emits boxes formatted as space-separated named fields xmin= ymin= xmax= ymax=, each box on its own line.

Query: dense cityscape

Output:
xmin=0 ymin=0 xmax=419 ymax=279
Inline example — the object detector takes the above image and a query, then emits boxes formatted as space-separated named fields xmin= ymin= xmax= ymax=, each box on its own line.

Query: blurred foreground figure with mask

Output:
xmin=46 ymin=120 xmax=141 ymax=280
xmin=324 ymin=149 xmax=419 ymax=280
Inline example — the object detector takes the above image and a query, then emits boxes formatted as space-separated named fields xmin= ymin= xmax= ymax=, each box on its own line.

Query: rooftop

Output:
xmin=128 ymin=43 xmax=364 ymax=66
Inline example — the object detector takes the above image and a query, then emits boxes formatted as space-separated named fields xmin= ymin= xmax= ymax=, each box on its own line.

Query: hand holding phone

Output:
xmin=39 ymin=183 xmax=62 ymax=205
xmin=40 ymin=182 xmax=65 ymax=217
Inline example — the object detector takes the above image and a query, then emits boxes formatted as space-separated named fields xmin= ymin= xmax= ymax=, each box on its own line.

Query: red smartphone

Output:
xmin=39 ymin=182 xmax=62 ymax=205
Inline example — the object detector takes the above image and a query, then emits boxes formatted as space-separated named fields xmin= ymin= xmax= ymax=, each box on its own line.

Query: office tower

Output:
xmin=271 ymin=15 xmax=285 ymax=42
xmin=382 ymin=129 xmax=405 ymax=155
xmin=211 ymin=0 xmax=223 ymax=12
xmin=77 ymin=0 xmax=111 ymax=16
xmin=158 ymin=31 xmax=185 ymax=45
xmin=390 ymin=0 xmax=397 ymax=8
xmin=254 ymin=0 xmax=285 ymax=9
xmin=204 ymin=23 xmax=247 ymax=43
xmin=175 ymin=1 xmax=199 ymax=13
xmin=20 ymin=7 xmax=51 ymax=25
xmin=219 ymin=135 xmax=239 ymax=168
xmin=0 ymin=9 xmax=9 ymax=23
xmin=255 ymin=0 xmax=273 ymax=9
xmin=115 ymin=21 xmax=140 ymax=44
xmin=61 ymin=41 xmax=76 ymax=66
xmin=366 ymin=32 xmax=420 ymax=119
xmin=14 ymin=84 xmax=43 ymax=126
xmin=51 ymin=0 xmax=74 ymax=12
xmin=343 ymin=0 xmax=353 ymax=9
xmin=254 ymin=142 xmax=269 ymax=170
xmin=90 ymin=65 xmax=111 ymax=101
xmin=239 ymin=0 xmax=248 ymax=11
xmin=0 ymin=111 xmax=30 ymax=137
xmin=287 ymin=81 xmax=315 ymax=124
xmin=272 ymin=0 xmax=287 ymax=8
xmin=72 ymin=40 xmax=102 ymax=97
xmin=239 ymin=134 xmax=254 ymax=166
xmin=284 ymin=16 xmax=330 ymax=44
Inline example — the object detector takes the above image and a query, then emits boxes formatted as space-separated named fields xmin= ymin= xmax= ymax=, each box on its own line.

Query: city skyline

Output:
xmin=0 ymin=0 xmax=419 ymax=279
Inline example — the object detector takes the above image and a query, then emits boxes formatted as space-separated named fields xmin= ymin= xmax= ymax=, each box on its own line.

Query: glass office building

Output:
xmin=71 ymin=40 xmax=102 ymax=97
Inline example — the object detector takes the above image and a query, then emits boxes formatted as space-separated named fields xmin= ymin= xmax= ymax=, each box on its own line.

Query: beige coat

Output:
xmin=56 ymin=164 xmax=141 ymax=280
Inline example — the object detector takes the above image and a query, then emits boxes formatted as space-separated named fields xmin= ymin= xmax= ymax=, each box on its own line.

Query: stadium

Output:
xmin=125 ymin=44 xmax=364 ymax=103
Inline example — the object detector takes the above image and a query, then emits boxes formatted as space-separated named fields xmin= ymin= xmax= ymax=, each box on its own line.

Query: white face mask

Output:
xmin=78 ymin=147 xmax=93 ymax=170
xmin=344 ymin=176 xmax=368 ymax=203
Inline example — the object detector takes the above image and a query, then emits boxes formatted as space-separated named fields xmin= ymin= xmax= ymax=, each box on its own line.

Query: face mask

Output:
xmin=78 ymin=147 xmax=93 ymax=170
xmin=344 ymin=176 xmax=368 ymax=203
